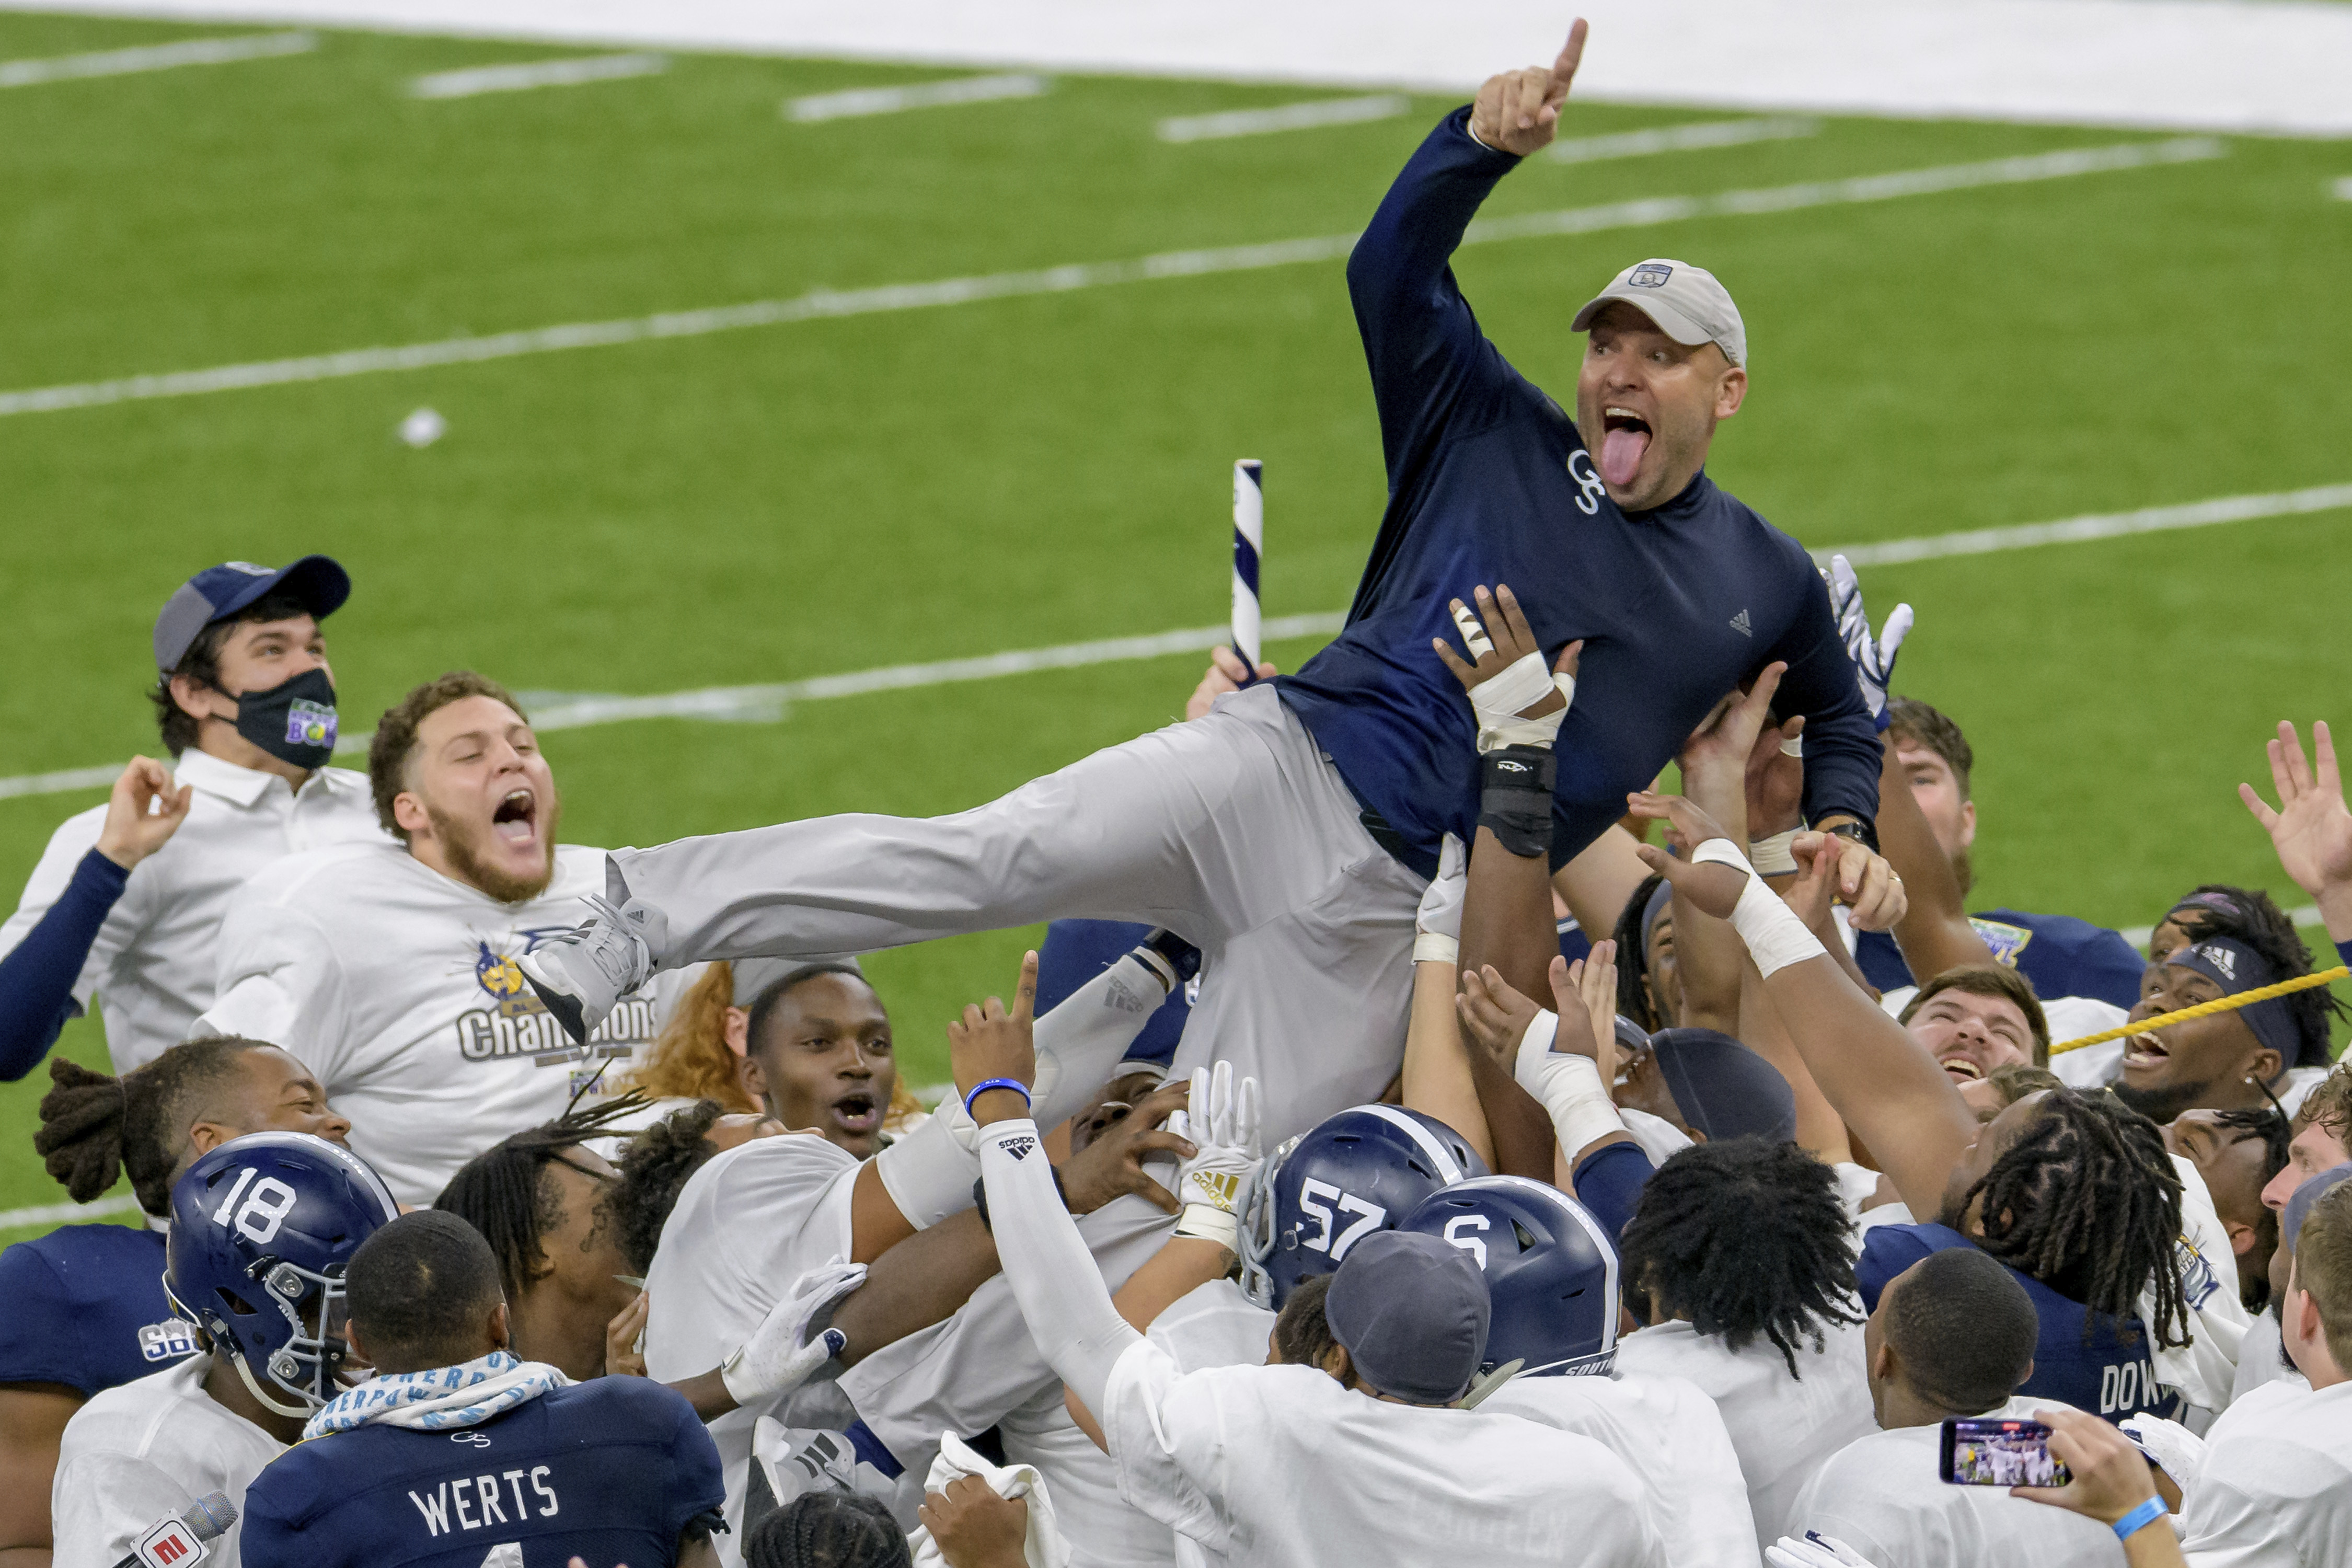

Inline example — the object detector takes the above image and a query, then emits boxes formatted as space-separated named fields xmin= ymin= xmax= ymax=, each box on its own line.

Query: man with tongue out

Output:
xmin=193 ymin=671 xmax=665 ymax=1206
xmin=517 ymin=20 xmax=1893 ymax=1147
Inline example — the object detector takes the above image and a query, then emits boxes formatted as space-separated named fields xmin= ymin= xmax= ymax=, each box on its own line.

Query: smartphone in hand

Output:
xmin=1939 ymin=1417 xmax=2072 ymax=1488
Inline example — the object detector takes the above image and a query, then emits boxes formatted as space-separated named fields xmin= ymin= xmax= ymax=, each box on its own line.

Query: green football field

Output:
xmin=3 ymin=11 xmax=2349 ymax=1244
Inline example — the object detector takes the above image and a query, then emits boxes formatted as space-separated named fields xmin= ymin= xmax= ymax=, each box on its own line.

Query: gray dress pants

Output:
xmin=609 ymin=684 xmax=1424 ymax=1143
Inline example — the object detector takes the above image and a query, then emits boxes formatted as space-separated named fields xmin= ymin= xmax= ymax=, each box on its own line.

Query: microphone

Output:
xmin=108 ymin=1491 xmax=237 ymax=1568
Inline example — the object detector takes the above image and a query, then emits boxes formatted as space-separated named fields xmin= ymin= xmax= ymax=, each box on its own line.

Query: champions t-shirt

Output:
xmin=1854 ymin=910 xmax=2146 ymax=1011
xmin=198 ymin=843 xmax=661 ymax=1205
xmin=0 ymin=1224 xmax=194 ymax=1394
xmin=1857 ymin=1223 xmax=2174 ymax=1422
xmin=238 ymin=1376 xmax=722 ymax=1568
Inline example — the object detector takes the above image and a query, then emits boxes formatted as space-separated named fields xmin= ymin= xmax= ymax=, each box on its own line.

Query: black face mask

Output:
xmin=233 ymin=666 xmax=340 ymax=770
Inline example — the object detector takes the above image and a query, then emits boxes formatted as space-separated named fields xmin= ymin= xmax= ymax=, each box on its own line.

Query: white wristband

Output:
xmin=1689 ymin=838 xmax=1827 ymax=979
xmin=1413 ymin=932 xmax=1460 ymax=965
xmin=1172 ymin=1205 xmax=1240 ymax=1249
xmin=1511 ymin=1011 xmax=1625 ymax=1157
xmin=1749 ymin=828 xmax=1799 ymax=876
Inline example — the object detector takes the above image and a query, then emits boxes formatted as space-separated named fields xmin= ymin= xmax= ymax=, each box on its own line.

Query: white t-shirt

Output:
xmin=51 ymin=1354 xmax=286 ymax=1568
xmin=1787 ymin=1396 xmax=2122 ymax=1565
xmin=1100 ymin=1346 xmax=1666 ymax=1567
xmin=2179 ymin=1377 xmax=2352 ymax=1563
xmin=1613 ymin=1315 xmax=1877 ymax=1555
xmin=196 ymin=841 xmax=661 ymax=1204
xmin=1483 ymin=1371 xmax=1759 ymax=1567
xmin=1 ymin=751 xmax=383 ymax=1074
xmin=643 ymin=1129 xmax=864 ymax=1567
xmin=999 ymin=1383 xmax=1173 ymax=1568
xmin=1146 ymin=1279 xmax=1276 ymax=1376
xmin=2158 ymin=1151 xmax=2249 ymax=1417
xmin=2229 ymin=1309 xmax=2307 ymax=1406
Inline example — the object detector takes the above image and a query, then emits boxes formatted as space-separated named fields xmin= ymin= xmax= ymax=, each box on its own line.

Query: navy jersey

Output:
xmin=0 ymin=1223 xmax=195 ymax=1393
xmin=1855 ymin=910 xmax=2146 ymax=1010
xmin=1857 ymin=1223 xmax=2173 ymax=1423
xmin=1036 ymin=919 xmax=1189 ymax=1070
xmin=239 ymin=1377 xmax=723 ymax=1568
xmin=1275 ymin=108 xmax=1879 ymax=873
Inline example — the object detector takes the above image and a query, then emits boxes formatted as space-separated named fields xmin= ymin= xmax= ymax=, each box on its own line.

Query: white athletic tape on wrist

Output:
xmin=1413 ymin=932 xmax=1460 ymax=965
xmin=1172 ymin=1205 xmax=1240 ymax=1249
xmin=1749 ymin=828 xmax=1799 ymax=876
xmin=1690 ymin=837 xmax=1827 ymax=979
xmin=1511 ymin=1010 xmax=1624 ymax=1156
xmin=1471 ymin=654 xmax=1574 ymax=753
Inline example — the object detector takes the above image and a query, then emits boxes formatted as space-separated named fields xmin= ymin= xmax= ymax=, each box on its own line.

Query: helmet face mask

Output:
xmin=1237 ymin=1106 xmax=1487 ymax=1311
xmin=1401 ymin=1174 xmax=1621 ymax=1379
xmin=165 ymin=1132 xmax=398 ymax=1416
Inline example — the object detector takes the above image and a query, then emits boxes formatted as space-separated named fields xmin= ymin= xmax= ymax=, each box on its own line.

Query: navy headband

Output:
xmin=1640 ymin=878 xmax=1675 ymax=954
xmin=2165 ymin=937 xmax=2302 ymax=1067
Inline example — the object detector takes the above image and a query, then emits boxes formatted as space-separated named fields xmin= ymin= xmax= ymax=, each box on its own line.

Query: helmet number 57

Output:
xmin=209 ymin=1167 xmax=302 ymax=1246
xmin=1298 ymin=1179 xmax=1387 ymax=1261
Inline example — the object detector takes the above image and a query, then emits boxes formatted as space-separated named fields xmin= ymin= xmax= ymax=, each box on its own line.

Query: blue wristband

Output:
xmin=2112 ymin=1496 xmax=2166 ymax=1541
xmin=963 ymin=1078 xmax=1031 ymax=1118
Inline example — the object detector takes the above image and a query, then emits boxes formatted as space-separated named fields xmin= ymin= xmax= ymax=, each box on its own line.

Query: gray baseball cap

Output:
xmin=153 ymin=556 xmax=350 ymax=673
xmin=1572 ymin=258 xmax=1747 ymax=367
xmin=730 ymin=955 xmax=866 ymax=1009
xmin=1324 ymin=1229 xmax=1491 ymax=1404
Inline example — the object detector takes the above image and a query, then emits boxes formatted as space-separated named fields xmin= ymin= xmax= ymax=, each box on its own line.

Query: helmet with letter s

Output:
xmin=1238 ymin=1104 xmax=1487 ymax=1310
xmin=1400 ymin=1174 xmax=1620 ymax=1377
xmin=164 ymin=1131 xmax=399 ymax=1416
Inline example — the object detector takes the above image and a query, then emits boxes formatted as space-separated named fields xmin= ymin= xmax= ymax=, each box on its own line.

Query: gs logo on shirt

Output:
xmin=139 ymin=1318 xmax=199 ymax=1363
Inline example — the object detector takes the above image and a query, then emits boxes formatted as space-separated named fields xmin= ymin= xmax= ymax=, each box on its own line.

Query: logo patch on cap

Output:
xmin=1628 ymin=263 xmax=1673 ymax=289
xmin=224 ymin=562 xmax=276 ymax=575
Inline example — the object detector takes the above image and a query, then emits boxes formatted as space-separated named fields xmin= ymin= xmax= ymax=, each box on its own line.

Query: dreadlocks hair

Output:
xmin=2166 ymin=891 xmax=2342 ymax=1069
xmin=1612 ymin=872 xmax=1670 ymax=1032
xmin=433 ymin=1091 xmax=649 ymax=1305
xmin=744 ymin=1491 xmax=910 ymax=1568
xmin=1618 ymin=1136 xmax=1862 ymax=1377
xmin=607 ymin=1098 xmax=728 ymax=1276
xmin=33 ymin=1038 xmax=276 ymax=1216
xmin=1272 ymin=1273 xmax=1340 ymax=1371
xmin=1960 ymin=1086 xmax=2189 ymax=1348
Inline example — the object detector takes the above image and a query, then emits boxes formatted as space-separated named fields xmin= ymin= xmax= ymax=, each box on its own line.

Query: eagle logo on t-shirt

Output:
xmin=475 ymin=943 xmax=545 ymax=1021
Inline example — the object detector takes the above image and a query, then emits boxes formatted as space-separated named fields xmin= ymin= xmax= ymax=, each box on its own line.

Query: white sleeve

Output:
xmin=1032 ymin=953 xmax=1169 ymax=1132
xmin=873 ymin=1100 xmax=981 ymax=1230
xmin=2181 ymin=1440 xmax=2345 ymax=1566
xmin=49 ymin=1451 xmax=195 ymax=1568
xmin=194 ymin=887 xmax=350 ymax=1082
xmin=0 ymin=806 xmax=128 ymax=1010
xmin=977 ymin=1119 xmax=1143 ymax=1413
xmin=1100 ymin=1338 xmax=1229 ymax=1549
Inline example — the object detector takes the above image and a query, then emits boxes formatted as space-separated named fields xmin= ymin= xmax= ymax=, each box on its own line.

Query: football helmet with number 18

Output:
xmin=164 ymin=1132 xmax=399 ymax=1415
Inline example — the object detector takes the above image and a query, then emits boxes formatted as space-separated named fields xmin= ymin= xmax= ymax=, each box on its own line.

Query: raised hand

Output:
xmin=1458 ymin=963 xmax=1546 ymax=1062
xmin=2241 ymin=720 xmax=2352 ymax=938
xmin=1468 ymin=20 xmax=1589 ymax=156
xmin=948 ymin=951 xmax=1039 ymax=1117
xmin=1565 ymin=940 xmax=1620 ymax=1080
xmin=604 ymin=1290 xmax=649 ymax=1379
xmin=1623 ymin=790 xmax=1752 ymax=918
xmin=1432 ymin=583 xmax=1582 ymax=752
xmin=1679 ymin=663 xmax=1787 ymax=810
xmin=1168 ymin=1061 xmax=1262 ymax=1247
xmin=1748 ymin=712 xmax=1807 ymax=843
xmin=918 ymin=1475 xmax=1031 ymax=1568
xmin=1185 ymin=645 xmax=1278 ymax=722
xmin=93 ymin=755 xmax=193 ymax=870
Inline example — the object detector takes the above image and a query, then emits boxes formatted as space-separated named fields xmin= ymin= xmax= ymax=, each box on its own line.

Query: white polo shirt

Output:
xmin=0 ymin=750 xmax=384 ymax=1073
xmin=51 ymin=1354 xmax=284 ymax=1568
xmin=195 ymin=841 xmax=661 ymax=1204
xmin=2180 ymin=1377 xmax=2352 ymax=1562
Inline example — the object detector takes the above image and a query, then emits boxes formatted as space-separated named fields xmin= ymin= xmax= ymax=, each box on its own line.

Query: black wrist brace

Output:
xmin=1479 ymin=746 xmax=1556 ymax=859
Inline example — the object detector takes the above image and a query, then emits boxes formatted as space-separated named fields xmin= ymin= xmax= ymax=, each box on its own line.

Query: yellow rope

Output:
xmin=2049 ymin=965 xmax=2350 ymax=1056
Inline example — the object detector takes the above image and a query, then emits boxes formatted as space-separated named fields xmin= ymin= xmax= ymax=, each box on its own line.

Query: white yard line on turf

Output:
xmin=0 ymin=28 xmax=310 ymax=87
xmin=1157 ymin=93 xmax=1411 ymax=143
xmin=785 ymin=71 xmax=1045 ymax=121
xmin=4 ymin=479 xmax=2347 ymax=804
xmin=0 ymin=1192 xmax=142 ymax=1230
xmin=1547 ymin=117 xmax=1819 ymax=163
xmin=409 ymin=50 xmax=665 ymax=98
xmin=0 ymin=136 xmax=2221 ymax=421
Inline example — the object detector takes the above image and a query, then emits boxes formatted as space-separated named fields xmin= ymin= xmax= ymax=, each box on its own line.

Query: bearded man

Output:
xmin=197 ymin=673 xmax=659 ymax=1204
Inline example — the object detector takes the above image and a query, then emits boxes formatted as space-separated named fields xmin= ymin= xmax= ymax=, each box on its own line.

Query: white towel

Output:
xmin=906 ymin=1431 xmax=1070 ymax=1568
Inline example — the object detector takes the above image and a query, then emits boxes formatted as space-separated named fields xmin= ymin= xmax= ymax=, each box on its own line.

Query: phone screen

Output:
xmin=1938 ymin=1417 xmax=2071 ymax=1487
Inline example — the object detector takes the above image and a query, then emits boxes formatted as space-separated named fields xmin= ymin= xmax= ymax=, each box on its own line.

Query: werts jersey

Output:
xmin=197 ymin=843 xmax=659 ymax=1204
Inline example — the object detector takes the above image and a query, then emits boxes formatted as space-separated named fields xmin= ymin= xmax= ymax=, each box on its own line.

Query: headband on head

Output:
xmin=2164 ymin=937 xmax=2303 ymax=1067
xmin=2166 ymin=891 xmax=2249 ymax=926
xmin=1640 ymin=879 xmax=1675 ymax=954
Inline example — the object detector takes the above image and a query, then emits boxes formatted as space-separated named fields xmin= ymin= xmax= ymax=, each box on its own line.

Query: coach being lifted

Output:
xmin=522 ymin=19 xmax=1901 ymax=1142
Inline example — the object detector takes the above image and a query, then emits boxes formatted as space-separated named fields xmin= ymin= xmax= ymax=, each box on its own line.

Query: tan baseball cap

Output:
xmin=1571 ymin=259 xmax=1746 ymax=367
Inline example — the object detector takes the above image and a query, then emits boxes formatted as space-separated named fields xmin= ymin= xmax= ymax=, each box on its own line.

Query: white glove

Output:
xmin=720 ymin=1259 xmax=867 ymax=1406
xmin=1414 ymin=833 xmax=1469 ymax=965
xmin=1168 ymin=1062 xmax=1261 ymax=1250
xmin=1826 ymin=554 xmax=1911 ymax=725
xmin=1766 ymin=1533 xmax=1884 ymax=1568
xmin=1450 ymin=599 xmax=1575 ymax=753
xmin=2120 ymin=1412 xmax=2208 ymax=1493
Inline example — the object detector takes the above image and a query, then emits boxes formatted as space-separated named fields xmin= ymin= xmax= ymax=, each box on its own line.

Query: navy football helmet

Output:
xmin=165 ymin=1132 xmax=399 ymax=1415
xmin=1239 ymin=1104 xmax=1486 ymax=1310
xmin=1401 ymin=1174 xmax=1620 ymax=1377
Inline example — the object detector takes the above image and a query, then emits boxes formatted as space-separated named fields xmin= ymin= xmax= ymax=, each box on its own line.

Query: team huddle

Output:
xmin=6 ymin=21 xmax=2352 ymax=1568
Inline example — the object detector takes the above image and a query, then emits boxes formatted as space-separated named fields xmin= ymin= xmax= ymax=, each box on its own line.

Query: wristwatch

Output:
xmin=1817 ymin=818 xmax=1881 ymax=854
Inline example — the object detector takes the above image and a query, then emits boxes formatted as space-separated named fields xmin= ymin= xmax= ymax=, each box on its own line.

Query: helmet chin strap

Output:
xmin=233 ymin=1351 xmax=318 ymax=1419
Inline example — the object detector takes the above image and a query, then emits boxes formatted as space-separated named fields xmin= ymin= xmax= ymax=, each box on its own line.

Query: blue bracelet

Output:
xmin=2112 ymin=1497 xmax=2166 ymax=1541
xmin=963 ymin=1078 xmax=1031 ymax=1118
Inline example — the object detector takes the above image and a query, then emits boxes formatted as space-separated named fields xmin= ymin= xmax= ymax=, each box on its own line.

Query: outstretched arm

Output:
xmin=2243 ymin=720 xmax=2352 ymax=955
xmin=1879 ymin=732 xmax=1997 ymax=982
xmin=1629 ymin=792 xmax=1973 ymax=1217
xmin=1770 ymin=562 xmax=1893 ymax=914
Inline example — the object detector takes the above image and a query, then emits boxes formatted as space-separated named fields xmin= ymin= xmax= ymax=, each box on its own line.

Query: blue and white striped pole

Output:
xmin=1231 ymin=458 xmax=1263 ymax=678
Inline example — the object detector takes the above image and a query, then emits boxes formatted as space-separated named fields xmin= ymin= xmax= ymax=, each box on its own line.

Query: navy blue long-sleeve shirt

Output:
xmin=1277 ymin=109 xmax=1880 ymax=871
xmin=0 ymin=849 xmax=127 ymax=1079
